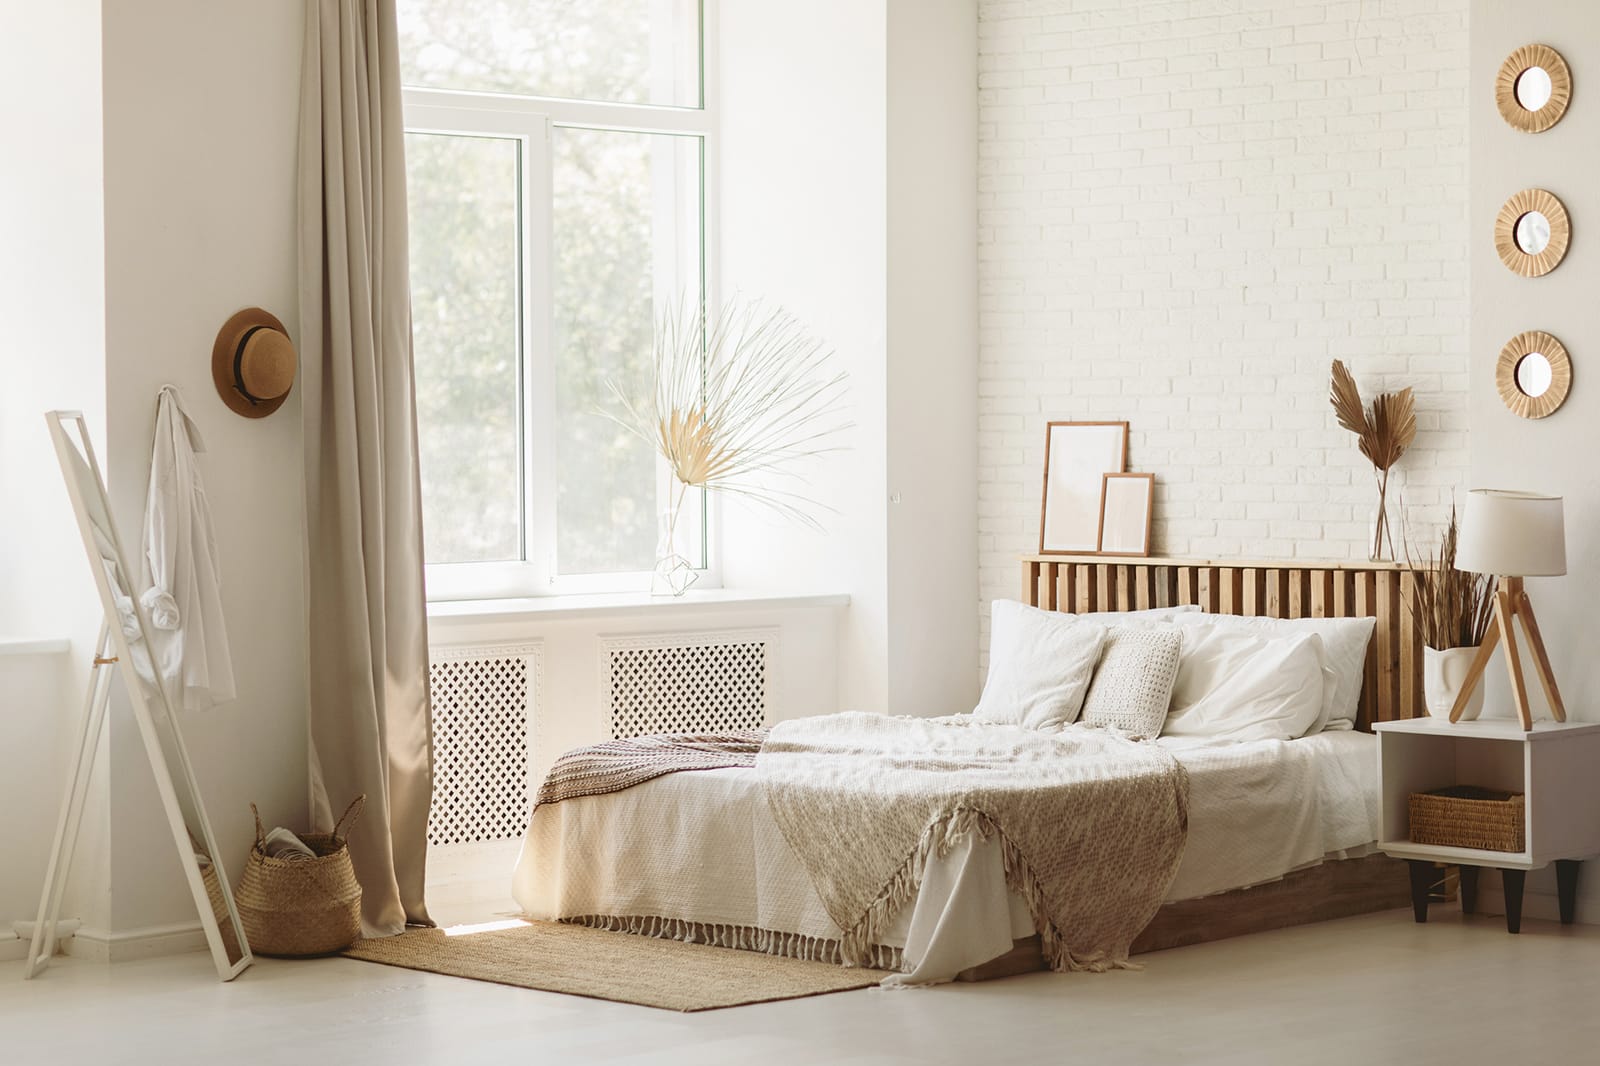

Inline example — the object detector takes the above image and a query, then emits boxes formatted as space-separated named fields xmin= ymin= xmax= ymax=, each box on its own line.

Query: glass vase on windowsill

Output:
xmin=651 ymin=483 xmax=698 ymax=597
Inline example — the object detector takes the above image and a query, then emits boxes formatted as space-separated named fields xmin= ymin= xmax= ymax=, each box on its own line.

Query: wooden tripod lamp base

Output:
xmin=1449 ymin=576 xmax=1566 ymax=730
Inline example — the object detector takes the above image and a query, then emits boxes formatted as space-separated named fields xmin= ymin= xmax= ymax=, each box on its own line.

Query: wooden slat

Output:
xmin=1096 ymin=563 xmax=1114 ymax=612
xmin=1354 ymin=570 xmax=1378 ymax=731
xmin=1264 ymin=569 xmax=1284 ymax=618
xmin=1399 ymin=571 xmax=1419 ymax=718
xmin=1241 ymin=570 xmax=1262 ymax=616
xmin=1309 ymin=570 xmax=1334 ymax=618
xmin=1376 ymin=571 xmax=1400 ymax=724
xmin=1023 ymin=560 xmax=1040 ymax=607
xmin=1177 ymin=567 xmax=1196 ymax=606
xmin=1133 ymin=567 xmax=1153 ymax=611
xmin=1288 ymin=569 xmax=1306 ymax=618
xmin=1076 ymin=564 xmax=1095 ymax=614
xmin=1114 ymin=565 xmax=1133 ymax=611
xmin=1219 ymin=568 xmax=1241 ymax=615
xmin=1055 ymin=564 xmax=1071 ymax=614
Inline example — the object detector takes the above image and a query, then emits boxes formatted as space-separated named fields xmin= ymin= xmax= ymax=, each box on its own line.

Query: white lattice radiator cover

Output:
xmin=601 ymin=628 xmax=779 ymax=739
xmin=426 ymin=642 xmax=542 ymax=846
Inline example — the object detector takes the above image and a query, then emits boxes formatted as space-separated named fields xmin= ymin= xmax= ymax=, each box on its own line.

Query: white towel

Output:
xmin=141 ymin=385 xmax=236 ymax=711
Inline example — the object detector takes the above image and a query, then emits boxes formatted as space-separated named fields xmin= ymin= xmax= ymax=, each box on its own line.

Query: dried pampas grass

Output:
xmin=1330 ymin=360 xmax=1416 ymax=559
xmin=1405 ymin=505 xmax=1495 ymax=651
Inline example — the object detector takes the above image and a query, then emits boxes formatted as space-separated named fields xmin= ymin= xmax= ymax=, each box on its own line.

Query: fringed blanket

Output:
xmin=535 ymin=730 xmax=766 ymax=810
xmin=757 ymin=712 xmax=1189 ymax=973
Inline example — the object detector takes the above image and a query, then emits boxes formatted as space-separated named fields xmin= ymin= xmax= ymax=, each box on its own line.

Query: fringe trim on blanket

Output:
xmin=836 ymin=806 xmax=1140 ymax=975
xmin=561 ymin=913 xmax=905 ymax=972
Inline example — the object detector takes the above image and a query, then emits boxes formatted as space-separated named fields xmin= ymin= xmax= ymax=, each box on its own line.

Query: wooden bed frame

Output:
xmin=958 ymin=554 xmax=1425 ymax=980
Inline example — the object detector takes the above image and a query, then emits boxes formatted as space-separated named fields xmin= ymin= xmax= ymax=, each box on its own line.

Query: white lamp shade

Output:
xmin=1455 ymin=489 xmax=1566 ymax=576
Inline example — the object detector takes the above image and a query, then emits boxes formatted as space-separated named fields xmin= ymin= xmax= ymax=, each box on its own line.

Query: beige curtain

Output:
xmin=297 ymin=0 xmax=434 ymax=937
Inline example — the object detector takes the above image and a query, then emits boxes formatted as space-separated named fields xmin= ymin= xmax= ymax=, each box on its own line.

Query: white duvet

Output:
xmin=513 ymin=729 xmax=1379 ymax=984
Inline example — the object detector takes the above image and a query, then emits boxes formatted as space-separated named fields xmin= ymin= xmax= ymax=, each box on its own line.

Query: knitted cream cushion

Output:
xmin=1079 ymin=625 xmax=1184 ymax=739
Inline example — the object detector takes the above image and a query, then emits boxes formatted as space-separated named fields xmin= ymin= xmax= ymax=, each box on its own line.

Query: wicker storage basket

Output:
xmin=1409 ymin=786 xmax=1525 ymax=853
xmin=236 ymin=796 xmax=364 ymax=957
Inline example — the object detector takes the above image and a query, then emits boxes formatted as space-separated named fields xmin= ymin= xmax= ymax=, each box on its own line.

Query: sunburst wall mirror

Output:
xmin=1496 ymin=44 xmax=1571 ymax=133
xmin=1497 ymin=331 xmax=1571 ymax=419
xmin=1495 ymin=188 xmax=1569 ymax=277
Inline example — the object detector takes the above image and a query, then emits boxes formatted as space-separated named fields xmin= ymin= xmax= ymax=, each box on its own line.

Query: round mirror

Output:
xmin=1516 ymin=66 xmax=1554 ymax=111
xmin=1516 ymin=352 xmax=1554 ymax=397
xmin=1496 ymin=45 xmax=1571 ymax=133
xmin=1497 ymin=331 xmax=1571 ymax=419
xmin=1515 ymin=211 xmax=1552 ymax=255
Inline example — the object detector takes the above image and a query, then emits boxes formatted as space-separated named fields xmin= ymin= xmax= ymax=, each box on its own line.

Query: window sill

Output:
xmin=427 ymin=589 xmax=850 ymax=626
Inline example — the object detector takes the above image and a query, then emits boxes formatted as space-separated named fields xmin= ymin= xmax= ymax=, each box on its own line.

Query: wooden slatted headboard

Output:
xmin=1021 ymin=555 xmax=1424 ymax=731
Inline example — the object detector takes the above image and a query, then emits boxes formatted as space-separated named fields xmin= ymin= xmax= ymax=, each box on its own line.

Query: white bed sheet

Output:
xmin=513 ymin=729 xmax=1379 ymax=982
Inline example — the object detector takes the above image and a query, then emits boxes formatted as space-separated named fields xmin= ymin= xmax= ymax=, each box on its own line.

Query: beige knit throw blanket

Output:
xmin=757 ymin=712 xmax=1190 ymax=972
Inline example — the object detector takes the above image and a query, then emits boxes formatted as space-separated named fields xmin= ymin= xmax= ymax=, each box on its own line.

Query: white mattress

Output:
xmin=513 ymin=729 xmax=1379 ymax=981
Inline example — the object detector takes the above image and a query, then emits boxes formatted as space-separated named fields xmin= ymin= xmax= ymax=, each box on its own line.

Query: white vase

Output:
xmin=1424 ymin=646 xmax=1484 ymax=721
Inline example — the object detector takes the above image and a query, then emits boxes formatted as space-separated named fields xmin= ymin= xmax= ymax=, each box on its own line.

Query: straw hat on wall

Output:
xmin=212 ymin=308 xmax=298 ymax=418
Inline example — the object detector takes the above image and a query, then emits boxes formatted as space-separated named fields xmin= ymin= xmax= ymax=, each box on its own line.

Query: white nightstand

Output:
xmin=1376 ymin=716 xmax=1600 ymax=932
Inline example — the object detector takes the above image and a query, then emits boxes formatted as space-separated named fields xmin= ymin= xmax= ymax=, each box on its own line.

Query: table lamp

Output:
xmin=1450 ymin=489 xmax=1566 ymax=730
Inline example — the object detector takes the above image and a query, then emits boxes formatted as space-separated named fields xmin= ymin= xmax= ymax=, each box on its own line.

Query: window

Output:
xmin=398 ymin=0 xmax=710 ymax=598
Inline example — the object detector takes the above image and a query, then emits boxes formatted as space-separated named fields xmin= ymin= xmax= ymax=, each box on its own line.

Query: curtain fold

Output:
xmin=297 ymin=0 xmax=434 ymax=937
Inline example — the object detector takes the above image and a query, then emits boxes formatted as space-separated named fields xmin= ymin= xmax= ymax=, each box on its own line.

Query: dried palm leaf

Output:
xmin=607 ymin=298 xmax=851 ymax=531
xmin=1329 ymin=361 xmax=1418 ymax=559
xmin=1329 ymin=359 xmax=1368 ymax=438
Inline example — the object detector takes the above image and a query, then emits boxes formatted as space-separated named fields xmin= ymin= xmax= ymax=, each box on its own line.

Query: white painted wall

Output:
xmin=95 ymin=0 xmax=308 ymax=938
xmin=976 ymin=0 xmax=1470 ymax=660
xmin=720 ymin=0 xmax=979 ymax=715
xmin=718 ymin=0 xmax=891 ymax=714
xmin=0 ymin=0 xmax=111 ymax=937
xmin=886 ymin=0 xmax=980 ymax=716
xmin=1469 ymin=0 xmax=1600 ymax=923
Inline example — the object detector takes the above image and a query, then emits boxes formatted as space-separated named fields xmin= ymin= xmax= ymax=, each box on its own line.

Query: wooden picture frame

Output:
xmin=1097 ymin=473 xmax=1154 ymax=556
xmin=1039 ymin=421 xmax=1127 ymax=554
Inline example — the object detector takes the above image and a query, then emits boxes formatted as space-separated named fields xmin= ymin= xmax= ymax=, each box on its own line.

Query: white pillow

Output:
xmin=1080 ymin=625 xmax=1184 ymax=738
xmin=1173 ymin=613 xmax=1374 ymax=733
xmin=974 ymin=600 xmax=1107 ymax=730
xmin=1161 ymin=622 xmax=1327 ymax=742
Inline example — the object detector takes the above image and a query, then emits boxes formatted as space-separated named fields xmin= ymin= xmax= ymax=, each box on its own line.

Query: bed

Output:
xmin=513 ymin=556 xmax=1425 ymax=983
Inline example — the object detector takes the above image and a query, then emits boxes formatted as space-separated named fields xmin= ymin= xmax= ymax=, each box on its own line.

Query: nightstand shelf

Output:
xmin=1376 ymin=716 xmax=1600 ymax=931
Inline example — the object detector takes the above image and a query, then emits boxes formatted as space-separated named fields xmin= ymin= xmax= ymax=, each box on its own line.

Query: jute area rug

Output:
xmin=342 ymin=920 xmax=888 ymax=1012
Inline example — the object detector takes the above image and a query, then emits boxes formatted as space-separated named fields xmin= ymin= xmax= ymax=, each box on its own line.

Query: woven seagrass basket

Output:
xmin=1409 ymin=786 xmax=1525 ymax=853
xmin=236 ymin=796 xmax=364 ymax=957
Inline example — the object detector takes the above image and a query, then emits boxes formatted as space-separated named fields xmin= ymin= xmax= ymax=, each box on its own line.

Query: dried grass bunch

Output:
xmin=1405 ymin=505 xmax=1495 ymax=651
xmin=609 ymin=299 xmax=850 ymax=534
xmin=1329 ymin=360 xmax=1416 ymax=559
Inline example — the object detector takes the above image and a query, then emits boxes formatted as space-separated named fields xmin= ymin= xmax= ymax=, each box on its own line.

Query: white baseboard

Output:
xmin=1471 ymin=884 xmax=1597 ymax=925
xmin=63 ymin=921 xmax=207 ymax=963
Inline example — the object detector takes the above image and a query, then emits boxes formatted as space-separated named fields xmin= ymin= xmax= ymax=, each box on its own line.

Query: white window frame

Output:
xmin=403 ymin=9 xmax=719 ymax=602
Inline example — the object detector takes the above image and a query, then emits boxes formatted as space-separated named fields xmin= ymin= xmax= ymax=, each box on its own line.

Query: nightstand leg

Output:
xmin=1459 ymin=865 xmax=1479 ymax=915
xmin=1502 ymin=869 xmax=1526 ymax=934
xmin=1556 ymin=860 xmax=1580 ymax=925
xmin=1407 ymin=860 xmax=1433 ymax=923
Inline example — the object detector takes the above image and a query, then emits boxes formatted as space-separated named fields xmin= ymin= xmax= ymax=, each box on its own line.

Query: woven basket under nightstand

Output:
xmin=1409 ymin=786 xmax=1525 ymax=853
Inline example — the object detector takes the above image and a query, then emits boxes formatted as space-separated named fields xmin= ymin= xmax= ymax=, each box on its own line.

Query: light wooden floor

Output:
xmin=4 ymin=908 xmax=1597 ymax=1065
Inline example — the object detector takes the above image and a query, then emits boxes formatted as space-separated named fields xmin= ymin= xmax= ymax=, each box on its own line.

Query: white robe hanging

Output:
xmin=141 ymin=385 xmax=236 ymax=711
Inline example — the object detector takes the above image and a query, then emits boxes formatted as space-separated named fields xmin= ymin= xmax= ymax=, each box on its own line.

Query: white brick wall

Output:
xmin=977 ymin=0 xmax=1470 ymax=657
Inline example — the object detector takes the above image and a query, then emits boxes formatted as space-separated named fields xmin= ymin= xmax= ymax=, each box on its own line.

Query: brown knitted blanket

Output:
xmin=534 ymin=730 xmax=767 ymax=810
xmin=758 ymin=712 xmax=1189 ymax=973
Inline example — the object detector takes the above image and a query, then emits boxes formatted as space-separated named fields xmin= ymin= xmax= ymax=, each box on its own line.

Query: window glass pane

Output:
xmin=397 ymin=0 xmax=701 ymax=109
xmin=407 ymin=132 xmax=524 ymax=565
xmin=552 ymin=126 xmax=703 ymax=575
